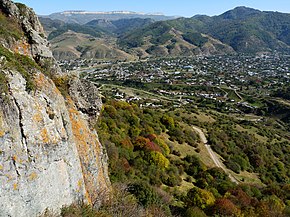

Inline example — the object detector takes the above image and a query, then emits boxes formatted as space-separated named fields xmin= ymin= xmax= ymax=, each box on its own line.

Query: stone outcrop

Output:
xmin=1 ymin=0 xmax=61 ymax=75
xmin=0 ymin=1 xmax=110 ymax=216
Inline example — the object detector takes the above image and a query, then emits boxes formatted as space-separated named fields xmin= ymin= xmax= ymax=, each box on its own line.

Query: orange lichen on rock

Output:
xmin=0 ymin=112 xmax=6 ymax=137
xmin=77 ymin=179 xmax=83 ymax=192
xmin=13 ymin=183 xmax=18 ymax=190
xmin=13 ymin=41 xmax=30 ymax=56
xmin=12 ymin=155 xmax=17 ymax=162
xmin=66 ymin=96 xmax=109 ymax=204
xmin=41 ymin=128 xmax=49 ymax=144
xmin=34 ymin=73 xmax=48 ymax=88
xmin=34 ymin=73 xmax=60 ymax=95
xmin=28 ymin=172 xmax=38 ymax=181
xmin=33 ymin=112 xmax=43 ymax=122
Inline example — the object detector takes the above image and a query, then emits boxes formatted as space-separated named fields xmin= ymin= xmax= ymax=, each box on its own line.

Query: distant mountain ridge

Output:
xmin=60 ymin=10 xmax=165 ymax=16
xmin=40 ymin=7 xmax=290 ymax=60
xmin=42 ymin=10 xmax=178 ymax=24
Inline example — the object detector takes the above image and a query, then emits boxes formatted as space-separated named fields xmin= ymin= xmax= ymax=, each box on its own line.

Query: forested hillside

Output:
xmin=84 ymin=99 xmax=290 ymax=216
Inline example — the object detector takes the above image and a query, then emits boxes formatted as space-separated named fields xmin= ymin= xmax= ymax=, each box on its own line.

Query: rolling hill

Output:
xmin=50 ymin=31 xmax=134 ymax=60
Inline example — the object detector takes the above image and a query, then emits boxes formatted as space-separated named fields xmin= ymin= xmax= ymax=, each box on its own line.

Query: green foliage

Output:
xmin=0 ymin=12 xmax=23 ymax=40
xmin=128 ymin=181 xmax=161 ymax=207
xmin=15 ymin=3 xmax=27 ymax=11
xmin=272 ymin=86 xmax=290 ymax=100
xmin=183 ymin=155 xmax=206 ymax=177
xmin=98 ymin=100 xmax=168 ymax=183
xmin=118 ymin=7 xmax=290 ymax=53
xmin=184 ymin=207 xmax=207 ymax=217
xmin=61 ymin=203 xmax=101 ymax=217
xmin=118 ymin=22 xmax=172 ymax=49
xmin=0 ymin=72 xmax=9 ymax=100
xmin=97 ymin=99 xmax=290 ymax=216
xmin=97 ymin=99 xmax=201 ymax=188
xmin=206 ymin=118 xmax=290 ymax=184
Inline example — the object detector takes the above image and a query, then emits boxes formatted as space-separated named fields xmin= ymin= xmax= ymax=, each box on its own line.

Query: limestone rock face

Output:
xmin=0 ymin=0 xmax=62 ymax=75
xmin=0 ymin=1 xmax=110 ymax=216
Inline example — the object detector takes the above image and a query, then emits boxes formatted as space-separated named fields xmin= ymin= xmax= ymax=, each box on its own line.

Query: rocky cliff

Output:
xmin=0 ymin=1 xmax=110 ymax=216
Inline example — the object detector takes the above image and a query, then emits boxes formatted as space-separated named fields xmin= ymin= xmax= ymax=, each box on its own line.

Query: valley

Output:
xmin=0 ymin=0 xmax=290 ymax=216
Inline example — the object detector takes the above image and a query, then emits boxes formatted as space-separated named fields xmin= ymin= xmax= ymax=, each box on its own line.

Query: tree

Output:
xmin=128 ymin=182 xmax=160 ymax=207
xmin=184 ymin=207 xmax=207 ymax=217
xmin=213 ymin=198 xmax=242 ymax=217
xmin=185 ymin=187 xmax=215 ymax=209
xmin=149 ymin=151 xmax=170 ymax=169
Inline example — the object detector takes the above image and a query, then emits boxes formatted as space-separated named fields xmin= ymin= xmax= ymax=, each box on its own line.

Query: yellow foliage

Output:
xmin=186 ymin=187 xmax=215 ymax=209
xmin=155 ymin=137 xmax=170 ymax=156
xmin=149 ymin=151 xmax=169 ymax=168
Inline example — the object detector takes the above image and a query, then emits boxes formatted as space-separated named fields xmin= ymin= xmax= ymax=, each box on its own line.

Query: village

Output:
xmin=59 ymin=54 xmax=290 ymax=113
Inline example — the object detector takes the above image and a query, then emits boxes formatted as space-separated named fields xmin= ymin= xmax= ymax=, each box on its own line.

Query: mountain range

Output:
xmin=40 ymin=7 xmax=290 ymax=60
xmin=43 ymin=10 xmax=177 ymax=24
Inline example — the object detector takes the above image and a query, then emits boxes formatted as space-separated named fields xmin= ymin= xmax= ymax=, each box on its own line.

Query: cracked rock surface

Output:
xmin=0 ymin=1 xmax=110 ymax=216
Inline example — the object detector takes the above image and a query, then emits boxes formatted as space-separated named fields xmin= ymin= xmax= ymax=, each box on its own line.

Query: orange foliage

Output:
xmin=135 ymin=136 xmax=150 ymax=149
xmin=135 ymin=136 xmax=161 ymax=152
xmin=213 ymin=198 xmax=241 ymax=216
xmin=120 ymin=158 xmax=131 ymax=172
xmin=120 ymin=138 xmax=134 ymax=150
xmin=146 ymin=141 xmax=161 ymax=152
xmin=229 ymin=188 xmax=252 ymax=208
xmin=147 ymin=134 xmax=157 ymax=141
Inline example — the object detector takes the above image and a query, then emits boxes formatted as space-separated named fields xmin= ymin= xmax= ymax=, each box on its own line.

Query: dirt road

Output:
xmin=192 ymin=126 xmax=239 ymax=184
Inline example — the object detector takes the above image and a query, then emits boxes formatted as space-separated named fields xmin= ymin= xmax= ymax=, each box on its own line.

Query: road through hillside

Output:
xmin=192 ymin=126 xmax=239 ymax=184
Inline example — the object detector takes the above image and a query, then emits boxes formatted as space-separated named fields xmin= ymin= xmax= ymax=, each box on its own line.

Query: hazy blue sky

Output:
xmin=15 ymin=0 xmax=290 ymax=17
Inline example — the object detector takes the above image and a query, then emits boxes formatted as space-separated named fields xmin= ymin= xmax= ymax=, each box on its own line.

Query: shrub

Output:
xmin=128 ymin=181 xmax=160 ymax=207
xmin=184 ymin=207 xmax=207 ymax=217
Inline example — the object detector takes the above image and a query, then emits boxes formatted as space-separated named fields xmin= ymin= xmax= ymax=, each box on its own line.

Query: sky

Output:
xmin=15 ymin=0 xmax=290 ymax=17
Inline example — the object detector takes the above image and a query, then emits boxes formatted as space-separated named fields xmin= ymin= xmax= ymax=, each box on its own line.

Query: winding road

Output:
xmin=192 ymin=126 xmax=239 ymax=184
